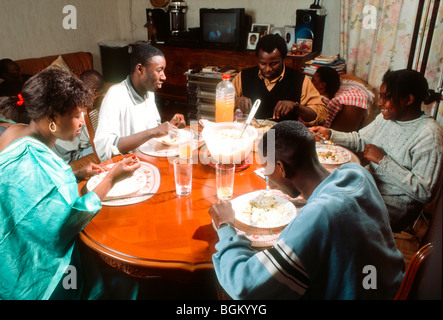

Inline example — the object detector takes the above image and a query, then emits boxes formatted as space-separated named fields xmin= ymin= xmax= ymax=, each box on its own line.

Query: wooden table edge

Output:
xmin=79 ymin=231 xmax=215 ymax=277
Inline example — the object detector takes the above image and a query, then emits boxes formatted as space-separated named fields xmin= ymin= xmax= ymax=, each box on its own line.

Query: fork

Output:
xmin=312 ymin=131 xmax=333 ymax=145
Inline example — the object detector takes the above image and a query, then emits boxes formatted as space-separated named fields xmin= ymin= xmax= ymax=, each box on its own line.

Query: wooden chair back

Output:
xmin=394 ymin=243 xmax=434 ymax=300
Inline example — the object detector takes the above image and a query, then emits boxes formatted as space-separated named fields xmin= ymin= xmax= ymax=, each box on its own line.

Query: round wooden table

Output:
xmin=78 ymin=145 xmax=360 ymax=282
xmin=78 ymin=151 xmax=267 ymax=281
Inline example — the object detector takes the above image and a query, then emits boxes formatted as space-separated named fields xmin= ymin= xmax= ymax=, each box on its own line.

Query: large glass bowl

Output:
xmin=201 ymin=122 xmax=258 ymax=164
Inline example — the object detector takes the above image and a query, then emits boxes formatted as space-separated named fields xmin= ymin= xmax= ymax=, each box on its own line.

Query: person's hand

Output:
xmin=363 ymin=144 xmax=386 ymax=164
xmin=107 ymin=156 xmax=142 ymax=184
xmin=309 ymin=126 xmax=331 ymax=141
xmin=152 ymin=121 xmax=178 ymax=138
xmin=74 ymin=162 xmax=106 ymax=181
xmin=235 ymin=96 xmax=252 ymax=114
xmin=209 ymin=200 xmax=236 ymax=229
xmin=273 ymin=100 xmax=299 ymax=119
xmin=170 ymin=113 xmax=186 ymax=128
xmin=90 ymin=156 xmax=141 ymax=200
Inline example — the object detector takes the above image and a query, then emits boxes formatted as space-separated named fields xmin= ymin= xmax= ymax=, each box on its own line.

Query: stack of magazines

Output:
xmin=303 ymin=55 xmax=346 ymax=76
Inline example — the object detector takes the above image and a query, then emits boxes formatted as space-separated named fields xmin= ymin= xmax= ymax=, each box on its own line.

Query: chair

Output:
xmin=409 ymin=175 xmax=443 ymax=244
xmin=394 ymin=243 xmax=434 ymax=300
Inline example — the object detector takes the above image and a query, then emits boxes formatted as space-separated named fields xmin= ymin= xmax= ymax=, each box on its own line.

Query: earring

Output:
xmin=49 ymin=122 xmax=57 ymax=133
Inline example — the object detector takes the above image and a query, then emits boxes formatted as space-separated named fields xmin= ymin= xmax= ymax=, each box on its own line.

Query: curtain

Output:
xmin=340 ymin=0 xmax=442 ymax=89
xmin=340 ymin=0 xmax=443 ymax=124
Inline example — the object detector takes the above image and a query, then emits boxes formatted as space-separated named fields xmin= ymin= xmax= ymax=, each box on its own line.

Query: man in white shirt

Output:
xmin=94 ymin=44 xmax=185 ymax=161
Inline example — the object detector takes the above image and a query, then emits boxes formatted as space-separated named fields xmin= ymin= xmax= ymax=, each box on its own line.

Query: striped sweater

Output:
xmin=212 ymin=163 xmax=404 ymax=299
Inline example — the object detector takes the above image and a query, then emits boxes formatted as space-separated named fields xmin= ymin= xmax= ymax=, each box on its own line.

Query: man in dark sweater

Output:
xmin=232 ymin=34 xmax=326 ymax=126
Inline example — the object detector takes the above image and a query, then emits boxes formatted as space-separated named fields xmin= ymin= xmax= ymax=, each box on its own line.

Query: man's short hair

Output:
xmin=261 ymin=121 xmax=317 ymax=176
xmin=129 ymin=44 xmax=164 ymax=74
xmin=255 ymin=34 xmax=288 ymax=59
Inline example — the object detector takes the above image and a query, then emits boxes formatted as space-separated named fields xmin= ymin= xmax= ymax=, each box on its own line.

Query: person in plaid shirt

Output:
xmin=312 ymin=67 xmax=374 ymax=132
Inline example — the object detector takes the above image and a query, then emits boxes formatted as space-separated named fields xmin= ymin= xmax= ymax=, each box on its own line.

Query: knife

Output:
xmin=104 ymin=192 xmax=155 ymax=201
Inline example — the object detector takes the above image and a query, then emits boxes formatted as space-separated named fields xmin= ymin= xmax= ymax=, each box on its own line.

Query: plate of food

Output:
xmin=154 ymin=134 xmax=179 ymax=146
xmin=251 ymin=119 xmax=277 ymax=131
xmin=154 ymin=129 xmax=193 ymax=147
xmin=87 ymin=164 xmax=147 ymax=198
xmin=231 ymin=191 xmax=298 ymax=235
xmin=316 ymin=144 xmax=351 ymax=165
xmin=86 ymin=162 xmax=161 ymax=205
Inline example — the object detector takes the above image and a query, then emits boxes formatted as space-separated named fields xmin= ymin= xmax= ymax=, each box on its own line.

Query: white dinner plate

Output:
xmin=232 ymin=190 xmax=298 ymax=230
xmin=139 ymin=137 xmax=200 ymax=158
xmin=86 ymin=162 xmax=161 ymax=206
xmin=154 ymin=135 xmax=179 ymax=146
xmin=139 ymin=139 xmax=180 ymax=157
xmin=316 ymin=144 xmax=351 ymax=165
xmin=87 ymin=164 xmax=147 ymax=198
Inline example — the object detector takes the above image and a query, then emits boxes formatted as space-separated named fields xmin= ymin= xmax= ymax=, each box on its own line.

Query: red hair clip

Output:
xmin=17 ymin=94 xmax=24 ymax=106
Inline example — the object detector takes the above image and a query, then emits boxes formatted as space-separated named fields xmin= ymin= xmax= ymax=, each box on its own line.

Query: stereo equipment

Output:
xmin=295 ymin=9 xmax=326 ymax=53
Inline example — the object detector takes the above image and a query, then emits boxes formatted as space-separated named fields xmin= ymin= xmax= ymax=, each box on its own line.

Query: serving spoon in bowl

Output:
xmin=239 ymin=99 xmax=261 ymax=139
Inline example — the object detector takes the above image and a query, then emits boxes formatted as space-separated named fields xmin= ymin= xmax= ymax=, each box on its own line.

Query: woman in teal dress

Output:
xmin=0 ymin=69 xmax=141 ymax=300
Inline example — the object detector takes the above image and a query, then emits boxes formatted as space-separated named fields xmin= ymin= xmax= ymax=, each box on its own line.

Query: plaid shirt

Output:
xmin=323 ymin=79 xmax=374 ymax=127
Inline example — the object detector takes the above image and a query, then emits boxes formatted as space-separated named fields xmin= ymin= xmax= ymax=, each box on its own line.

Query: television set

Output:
xmin=200 ymin=8 xmax=251 ymax=51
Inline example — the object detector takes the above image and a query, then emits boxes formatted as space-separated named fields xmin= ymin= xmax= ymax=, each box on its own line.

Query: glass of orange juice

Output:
xmin=216 ymin=163 xmax=235 ymax=200
xmin=178 ymin=129 xmax=194 ymax=158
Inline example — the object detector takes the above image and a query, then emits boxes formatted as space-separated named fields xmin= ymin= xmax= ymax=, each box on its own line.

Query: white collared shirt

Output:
xmin=94 ymin=76 xmax=161 ymax=161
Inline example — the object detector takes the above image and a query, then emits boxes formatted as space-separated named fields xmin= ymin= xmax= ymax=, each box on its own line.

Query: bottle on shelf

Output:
xmin=215 ymin=74 xmax=235 ymax=122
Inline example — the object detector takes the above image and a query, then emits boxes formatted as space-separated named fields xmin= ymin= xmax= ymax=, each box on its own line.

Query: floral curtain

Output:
xmin=340 ymin=0 xmax=443 ymax=94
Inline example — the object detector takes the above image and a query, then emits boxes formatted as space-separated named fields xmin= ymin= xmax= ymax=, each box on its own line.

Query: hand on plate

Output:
xmin=209 ymin=201 xmax=236 ymax=229
xmin=273 ymin=100 xmax=299 ymax=119
xmin=108 ymin=156 xmax=142 ymax=184
xmin=309 ymin=126 xmax=331 ymax=141
xmin=153 ymin=121 xmax=178 ymax=139
xmin=74 ymin=162 xmax=107 ymax=181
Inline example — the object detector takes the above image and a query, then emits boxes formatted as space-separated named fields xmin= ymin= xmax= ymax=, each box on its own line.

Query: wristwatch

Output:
xmin=217 ymin=223 xmax=233 ymax=230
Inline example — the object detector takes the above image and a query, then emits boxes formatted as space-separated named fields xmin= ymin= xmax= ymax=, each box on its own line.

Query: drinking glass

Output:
xmin=173 ymin=158 xmax=193 ymax=196
xmin=215 ymin=163 xmax=235 ymax=200
xmin=234 ymin=113 xmax=249 ymax=123
xmin=178 ymin=129 xmax=194 ymax=159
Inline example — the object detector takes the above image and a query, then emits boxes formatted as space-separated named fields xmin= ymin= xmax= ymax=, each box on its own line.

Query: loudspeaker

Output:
xmin=295 ymin=9 xmax=326 ymax=53
xmin=146 ymin=9 xmax=170 ymax=43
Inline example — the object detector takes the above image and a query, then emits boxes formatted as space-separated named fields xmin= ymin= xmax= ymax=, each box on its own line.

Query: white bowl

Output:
xmin=201 ymin=122 xmax=258 ymax=164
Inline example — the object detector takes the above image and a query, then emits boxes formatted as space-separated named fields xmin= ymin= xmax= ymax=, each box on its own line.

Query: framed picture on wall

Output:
xmin=284 ymin=25 xmax=295 ymax=50
xmin=251 ymin=24 xmax=271 ymax=36
xmin=247 ymin=32 xmax=260 ymax=50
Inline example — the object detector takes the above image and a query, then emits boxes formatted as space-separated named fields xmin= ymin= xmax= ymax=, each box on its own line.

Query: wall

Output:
xmin=0 ymin=0 xmax=340 ymax=72
xmin=122 ymin=0 xmax=340 ymax=55
xmin=0 ymin=0 xmax=122 ymax=71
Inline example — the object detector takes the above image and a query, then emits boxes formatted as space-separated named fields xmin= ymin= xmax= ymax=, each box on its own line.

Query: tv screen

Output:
xmin=200 ymin=8 xmax=249 ymax=50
